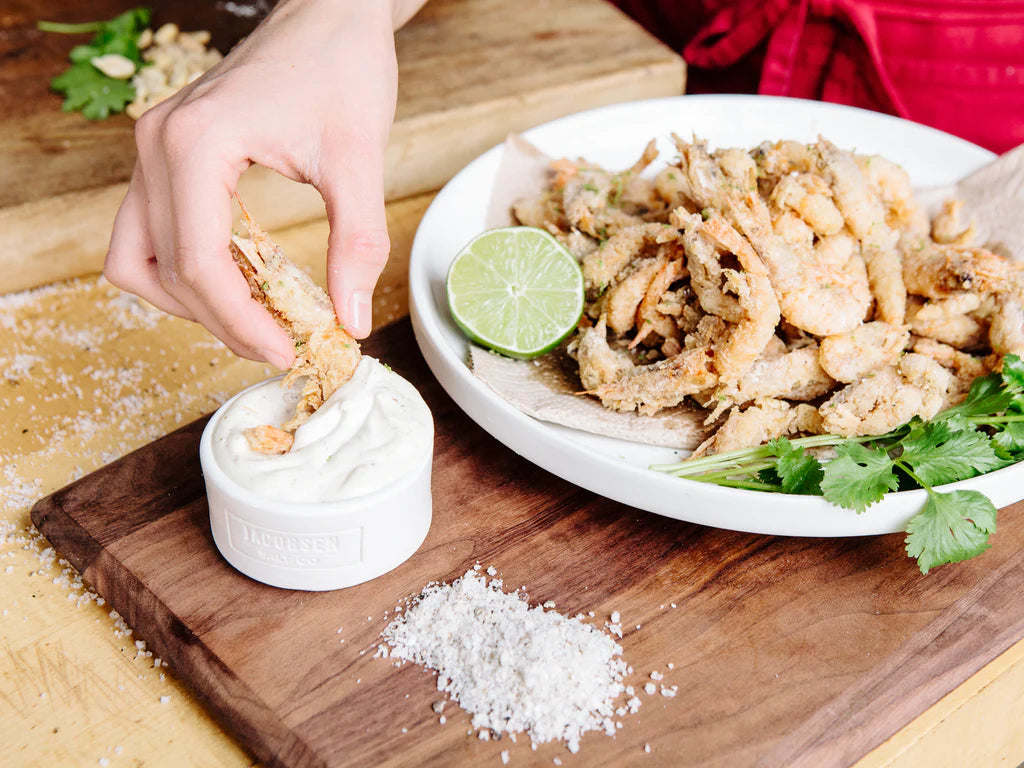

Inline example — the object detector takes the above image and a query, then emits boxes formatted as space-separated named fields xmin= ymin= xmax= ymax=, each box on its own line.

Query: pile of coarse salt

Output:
xmin=379 ymin=567 xmax=638 ymax=754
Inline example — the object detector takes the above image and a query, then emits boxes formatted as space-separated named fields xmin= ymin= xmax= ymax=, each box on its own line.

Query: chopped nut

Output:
xmin=153 ymin=22 xmax=180 ymax=46
xmin=90 ymin=54 xmax=136 ymax=80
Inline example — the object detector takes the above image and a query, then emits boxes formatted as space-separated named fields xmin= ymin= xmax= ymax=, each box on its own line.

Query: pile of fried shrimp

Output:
xmin=511 ymin=135 xmax=1024 ymax=457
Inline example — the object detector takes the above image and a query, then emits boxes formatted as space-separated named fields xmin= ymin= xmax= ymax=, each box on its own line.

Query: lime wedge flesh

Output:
xmin=446 ymin=227 xmax=584 ymax=359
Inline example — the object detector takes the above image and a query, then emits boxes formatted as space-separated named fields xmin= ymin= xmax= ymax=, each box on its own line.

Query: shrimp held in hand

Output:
xmin=229 ymin=200 xmax=362 ymax=441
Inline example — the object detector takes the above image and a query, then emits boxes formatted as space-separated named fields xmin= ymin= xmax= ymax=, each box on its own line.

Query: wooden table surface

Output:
xmin=1 ymin=1 xmax=1023 ymax=767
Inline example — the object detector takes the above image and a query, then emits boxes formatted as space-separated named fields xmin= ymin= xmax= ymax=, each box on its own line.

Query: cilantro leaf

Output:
xmin=905 ymin=489 xmax=997 ymax=574
xmin=941 ymin=371 xmax=1016 ymax=420
xmin=993 ymin=421 xmax=1024 ymax=457
xmin=1001 ymin=354 xmax=1024 ymax=391
xmin=51 ymin=62 xmax=135 ymax=119
xmin=769 ymin=438 xmax=823 ymax=495
xmin=898 ymin=421 xmax=1005 ymax=486
xmin=821 ymin=442 xmax=898 ymax=513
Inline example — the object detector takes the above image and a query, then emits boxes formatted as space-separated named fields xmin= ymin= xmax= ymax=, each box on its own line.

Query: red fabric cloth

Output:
xmin=613 ymin=0 xmax=1024 ymax=153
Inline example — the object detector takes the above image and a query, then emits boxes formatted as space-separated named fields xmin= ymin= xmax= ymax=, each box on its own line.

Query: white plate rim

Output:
xmin=408 ymin=94 xmax=1019 ymax=537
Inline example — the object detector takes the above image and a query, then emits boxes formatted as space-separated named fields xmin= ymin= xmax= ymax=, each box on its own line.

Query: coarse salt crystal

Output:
xmin=486 ymin=566 xmax=497 ymax=576
xmin=644 ymin=743 xmax=651 ymax=753
xmin=501 ymin=750 xmax=510 ymax=765
xmin=380 ymin=569 xmax=630 ymax=754
xmin=644 ymin=683 xmax=656 ymax=695
xmin=610 ymin=611 xmax=620 ymax=623
xmin=650 ymin=671 xmax=663 ymax=681
xmin=159 ymin=695 xmax=170 ymax=704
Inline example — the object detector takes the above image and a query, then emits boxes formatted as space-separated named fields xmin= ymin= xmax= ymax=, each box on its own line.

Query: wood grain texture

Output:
xmin=1 ymin=0 xmax=684 ymax=292
xmin=31 ymin=318 xmax=1024 ymax=768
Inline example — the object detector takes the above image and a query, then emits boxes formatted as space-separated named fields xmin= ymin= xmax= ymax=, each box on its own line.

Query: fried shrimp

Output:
xmin=931 ymin=198 xmax=976 ymax=246
xmin=692 ymin=399 xmax=821 ymax=457
xmin=815 ymin=138 xmax=906 ymax=325
xmin=905 ymin=293 xmax=987 ymax=350
xmin=672 ymin=136 xmax=871 ymax=336
xmin=230 ymin=202 xmax=361 ymax=436
xmin=819 ymin=321 xmax=910 ymax=384
xmin=589 ymin=344 xmax=717 ymax=415
xmin=819 ymin=354 xmax=951 ymax=437
xmin=902 ymin=240 xmax=1024 ymax=300
xmin=582 ymin=223 xmax=671 ymax=295
xmin=569 ymin=317 xmax=635 ymax=391
xmin=911 ymin=336 xmax=992 ymax=406
xmin=989 ymin=296 xmax=1024 ymax=356
xmin=506 ymin=133 xmax=1020 ymax=455
xmin=709 ymin=345 xmax=834 ymax=420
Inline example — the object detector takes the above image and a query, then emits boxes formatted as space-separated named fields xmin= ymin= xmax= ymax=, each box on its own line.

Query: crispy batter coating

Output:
xmin=511 ymin=135 xmax=1018 ymax=456
xmin=229 ymin=200 xmax=362 ymax=445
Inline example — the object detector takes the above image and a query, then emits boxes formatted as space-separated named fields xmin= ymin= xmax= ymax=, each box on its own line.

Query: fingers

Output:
xmin=319 ymin=137 xmax=391 ymax=339
xmin=158 ymin=134 xmax=295 ymax=368
xmin=105 ymin=165 xmax=196 ymax=320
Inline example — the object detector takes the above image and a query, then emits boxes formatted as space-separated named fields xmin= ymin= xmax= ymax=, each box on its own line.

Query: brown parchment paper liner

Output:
xmin=915 ymin=143 xmax=1024 ymax=262
xmin=468 ymin=134 xmax=1024 ymax=451
xmin=471 ymin=134 xmax=709 ymax=450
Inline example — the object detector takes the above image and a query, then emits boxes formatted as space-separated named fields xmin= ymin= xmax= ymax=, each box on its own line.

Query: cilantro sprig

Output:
xmin=652 ymin=355 xmax=1024 ymax=574
xmin=39 ymin=8 xmax=151 ymax=120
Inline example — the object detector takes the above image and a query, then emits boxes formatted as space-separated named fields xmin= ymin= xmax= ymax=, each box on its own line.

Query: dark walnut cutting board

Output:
xmin=32 ymin=318 xmax=1024 ymax=768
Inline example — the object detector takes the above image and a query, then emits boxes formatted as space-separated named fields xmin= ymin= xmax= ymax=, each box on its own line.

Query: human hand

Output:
xmin=105 ymin=0 xmax=423 ymax=369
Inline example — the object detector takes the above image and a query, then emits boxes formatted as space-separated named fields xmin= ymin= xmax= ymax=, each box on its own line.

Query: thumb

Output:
xmin=318 ymin=143 xmax=391 ymax=339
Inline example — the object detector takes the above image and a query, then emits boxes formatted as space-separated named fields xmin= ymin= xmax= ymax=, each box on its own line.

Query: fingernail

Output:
xmin=349 ymin=291 xmax=372 ymax=335
xmin=264 ymin=349 xmax=292 ymax=370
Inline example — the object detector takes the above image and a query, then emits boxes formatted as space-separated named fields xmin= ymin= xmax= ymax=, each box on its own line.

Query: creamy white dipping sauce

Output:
xmin=210 ymin=357 xmax=433 ymax=503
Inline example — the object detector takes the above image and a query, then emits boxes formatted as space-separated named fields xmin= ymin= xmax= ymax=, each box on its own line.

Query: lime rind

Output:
xmin=446 ymin=226 xmax=584 ymax=359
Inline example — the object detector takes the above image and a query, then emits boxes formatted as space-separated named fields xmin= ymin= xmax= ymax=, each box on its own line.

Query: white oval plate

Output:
xmin=409 ymin=94 xmax=1021 ymax=537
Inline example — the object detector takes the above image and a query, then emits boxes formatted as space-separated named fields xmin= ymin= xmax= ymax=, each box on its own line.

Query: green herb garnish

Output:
xmin=39 ymin=8 xmax=151 ymax=120
xmin=652 ymin=355 xmax=1024 ymax=574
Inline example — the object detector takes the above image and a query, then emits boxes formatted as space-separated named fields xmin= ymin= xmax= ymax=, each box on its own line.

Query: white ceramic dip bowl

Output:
xmin=199 ymin=361 xmax=433 ymax=591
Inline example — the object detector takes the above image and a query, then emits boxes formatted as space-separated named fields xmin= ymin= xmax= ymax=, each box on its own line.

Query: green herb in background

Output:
xmin=38 ymin=7 xmax=151 ymax=120
xmin=652 ymin=355 xmax=1024 ymax=574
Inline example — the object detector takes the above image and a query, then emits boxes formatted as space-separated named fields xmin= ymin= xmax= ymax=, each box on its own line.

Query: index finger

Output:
xmin=161 ymin=145 xmax=296 ymax=369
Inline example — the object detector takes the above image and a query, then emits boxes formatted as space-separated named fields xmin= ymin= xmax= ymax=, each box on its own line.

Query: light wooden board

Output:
xmin=29 ymin=318 xmax=1024 ymax=768
xmin=0 ymin=0 xmax=685 ymax=292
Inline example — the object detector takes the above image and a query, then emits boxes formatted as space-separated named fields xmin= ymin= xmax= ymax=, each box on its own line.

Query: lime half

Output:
xmin=446 ymin=226 xmax=584 ymax=359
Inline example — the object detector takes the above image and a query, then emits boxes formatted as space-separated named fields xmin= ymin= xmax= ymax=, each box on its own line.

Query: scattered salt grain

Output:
xmin=644 ymin=683 xmax=656 ymax=695
xmin=542 ymin=600 xmax=556 ymax=609
xmin=660 ymin=686 xmax=677 ymax=698
xmin=380 ymin=569 xmax=630 ymax=753
xmin=667 ymin=663 xmax=674 ymax=670
xmin=610 ymin=611 xmax=620 ymax=623
xmin=439 ymin=715 xmax=447 ymax=725
xmin=159 ymin=695 xmax=170 ymax=704
xmin=644 ymin=743 xmax=651 ymax=753
xmin=650 ymin=671 xmax=663 ymax=681
xmin=501 ymin=750 xmax=510 ymax=765
xmin=486 ymin=566 xmax=497 ymax=576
